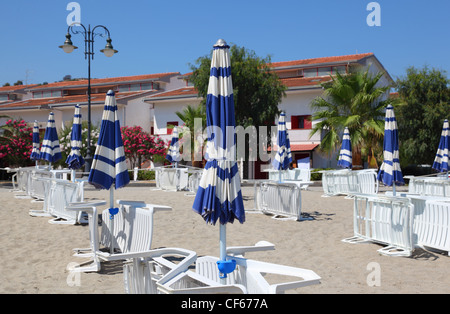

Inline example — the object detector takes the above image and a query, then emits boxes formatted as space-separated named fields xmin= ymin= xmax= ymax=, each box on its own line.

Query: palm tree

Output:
xmin=310 ymin=68 xmax=391 ymax=168
xmin=175 ymin=104 xmax=206 ymax=167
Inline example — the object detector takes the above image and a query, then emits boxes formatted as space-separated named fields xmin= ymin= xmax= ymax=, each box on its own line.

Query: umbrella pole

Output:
xmin=393 ymin=182 xmax=396 ymax=196
xmin=110 ymin=188 xmax=114 ymax=254
xmin=219 ymin=224 xmax=227 ymax=284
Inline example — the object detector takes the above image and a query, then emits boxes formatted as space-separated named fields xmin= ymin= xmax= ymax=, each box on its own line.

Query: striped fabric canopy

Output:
xmin=377 ymin=105 xmax=404 ymax=186
xmin=39 ymin=112 xmax=62 ymax=164
xmin=272 ymin=111 xmax=292 ymax=171
xmin=337 ymin=127 xmax=352 ymax=169
xmin=65 ymin=105 xmax=85 ymax=170
xmin=30 ymin=120 xmax=41 ymax=161
xmin=166 ymin=125 xmax=181 ymax=164
xmin=88 ymin=90 xmax=129 ymax=190
xmin=432 ymin=119 xmax=449 ymax=173
xmin=192 ymin=39 xmax=245 ymax=226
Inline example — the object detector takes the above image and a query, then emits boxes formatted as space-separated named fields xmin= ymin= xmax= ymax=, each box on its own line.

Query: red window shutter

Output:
xmin=304 ymin=115 xmax=312 ymax=129
xmin=291 ymin=115 xmax=299 ymax=129
xmin=167 ymin=121 xmax=178 ymax=135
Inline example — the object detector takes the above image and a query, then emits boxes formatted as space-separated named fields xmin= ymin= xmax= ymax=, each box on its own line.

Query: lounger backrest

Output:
xmin=256 ymin=181 xmax=301 ymax=220
xmin=100 ymin=204 xmax=156 ymax=254
xmin=47 ymin=178 xmax=83 ymax=222
xmin=353 ymin=195 xmax=414 ymax=253
xmin=410 ymin=197 xmax=450 ymax=253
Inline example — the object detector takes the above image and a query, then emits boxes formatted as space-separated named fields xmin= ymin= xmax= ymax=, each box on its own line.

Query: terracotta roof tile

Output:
xmin=0 ymin=91 xmax=144 ymax=110
xmin=28 ymin=72 xmax=180 ymax=91
xmin=270 ymin=53 xmax=373 ymax=68
xmin=0 ymin=84 xmax=38 ymax=93
xmin=147 ymin=87 xmax=199 ymax=99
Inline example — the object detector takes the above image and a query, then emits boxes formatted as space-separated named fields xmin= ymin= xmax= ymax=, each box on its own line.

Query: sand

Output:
xmin=0 ymin=181 xmax=449 ymax=294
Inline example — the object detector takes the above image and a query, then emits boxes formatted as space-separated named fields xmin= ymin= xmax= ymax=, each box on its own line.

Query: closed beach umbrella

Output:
xmin=66 ymin=105 xmax=85 ymax=171
xmin=432 ymin=119 xmax=449 ymax=176
xmin=30 ymin=120 xmax=41 ymax=166
xmin=192 ymin=39 xmax=245 ymax=281
xmin=377 ymin=104 xmax=404 ymax=195
xmin=337 ymin=127 xmax=352 ymax=169
xmin=166 ymin=125 xmax=180 ymax=166
xmin=39 ymin=112 xmax=62 ymax=167
xmin=88 ymin=90 xmax=129 ymax=221
xmin=272 ymin=111 xmax=292 ymax=171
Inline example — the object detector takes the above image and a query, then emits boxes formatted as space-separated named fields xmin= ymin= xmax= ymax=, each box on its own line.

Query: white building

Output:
xmin=0 ymin=52 xmax=393 ymax=178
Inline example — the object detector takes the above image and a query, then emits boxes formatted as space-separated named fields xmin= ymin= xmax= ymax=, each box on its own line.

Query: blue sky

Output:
xmin=1 ymin=0 xmax=450 ymax=87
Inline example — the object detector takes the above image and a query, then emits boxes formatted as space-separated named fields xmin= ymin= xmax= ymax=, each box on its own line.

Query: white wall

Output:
xmin=152 ymin=99 xmax=202 ymax=135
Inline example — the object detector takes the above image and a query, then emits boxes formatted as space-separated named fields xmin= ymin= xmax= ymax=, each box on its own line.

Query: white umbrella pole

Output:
xmin=219 ymin=224 xmax=227 ymax=284
xmin=110 ymin=188 xmax=114 ymax=254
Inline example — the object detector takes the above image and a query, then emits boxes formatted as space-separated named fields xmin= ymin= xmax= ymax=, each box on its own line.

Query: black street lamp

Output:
xmin=59 ymin=23 xmax=118 ymax=173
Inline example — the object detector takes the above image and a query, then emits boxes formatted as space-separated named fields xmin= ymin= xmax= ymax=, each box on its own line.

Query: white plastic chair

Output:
xmin=67 ymin=200 xmax=171 ymax=273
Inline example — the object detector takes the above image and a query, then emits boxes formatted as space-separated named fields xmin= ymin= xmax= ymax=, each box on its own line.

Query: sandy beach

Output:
xmin=0 ymin=181 xmax=449 ymax=294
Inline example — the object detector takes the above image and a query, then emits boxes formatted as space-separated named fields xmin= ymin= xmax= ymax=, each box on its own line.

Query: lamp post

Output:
xmin=59 ymin=23 xmax=118 ymax=173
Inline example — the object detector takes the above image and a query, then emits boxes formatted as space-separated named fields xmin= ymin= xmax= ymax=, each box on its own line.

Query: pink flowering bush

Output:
xmin=121 ymin=126 xmax=167 ymax=168
xmin=0 ymin=118 xmax=33 ymax=167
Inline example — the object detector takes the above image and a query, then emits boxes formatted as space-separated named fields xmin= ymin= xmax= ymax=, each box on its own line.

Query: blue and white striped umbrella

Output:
xmin=166 ymin=125 xmax=180 ymax=165
xmin=377 ymin=105 xmax=404 ymax=194
xmin=30 ymin=120 xmax=41 ymax=162
xmin=39 ymin=112 xmax=62 ymax=165
xmin=65 ymin=105 xmax=85 ymax=170
xmin=192 ymin=39 xmax=245 ymax=280
xmin=88 ymin=90 xmax=129 ymax=191
xmin=88 ymin=90 xmax=129 ymax=225
xmin=272 ymin=111 xmax=292 ymax=171
xmin=337 ymin=127 xmax=352 ymax=169
xmin=432 ymin=119 xmax=449 ymax=174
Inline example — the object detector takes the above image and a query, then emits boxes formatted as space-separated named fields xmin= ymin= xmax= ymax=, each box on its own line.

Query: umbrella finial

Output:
xmin=107 ymin=90 xmax=115 ymax=96
xmin=214 ymin=39 xmax=228 ymax=47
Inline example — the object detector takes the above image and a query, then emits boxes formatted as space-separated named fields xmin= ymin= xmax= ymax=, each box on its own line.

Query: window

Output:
xmin=318 ymin=67 xmax=332 ymax=77
xmin=167 ymin=121 xmax=178 ymax=135
xmin=119 ymin=82 xmax=159 ymax=92
xmin=42 ymin=90 xmax=53 ymax=98
xmin=332 ymin=66 xmax=347 ymax=75
xmin=291 ymin=115 xmax=312 ymax=130
xmin=32 ymin=90 xmax=62 ymax=98
xmin=0 ymin=94 xmax=8 ymax=101
xmin=303 ymin=68 xmax=318 ymax=77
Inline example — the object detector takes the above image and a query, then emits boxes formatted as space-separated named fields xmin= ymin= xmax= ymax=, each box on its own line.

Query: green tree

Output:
xmin=56 ymin=120 xmax=100 ymax=168
xmin=189 ymin=44 xmax=287 ymax=176
xmin=175 ymin=104 xmax=206 ymax=167
xmin=190 ymin=44 xmax=286 ymax=128
xmin=310 ymin=68 xmax=391 ymax=168
xmin=395 ymin=66 xmax=450 ymax=165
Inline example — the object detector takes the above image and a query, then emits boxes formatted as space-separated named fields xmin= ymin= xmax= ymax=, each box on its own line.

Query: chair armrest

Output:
xmin=226 ymin=241 xmax=275 ymax=257
xmin=116 ymin=200 xmax=172 ymax=212
xmin=66 ymin=200 xmax=106 ymax=212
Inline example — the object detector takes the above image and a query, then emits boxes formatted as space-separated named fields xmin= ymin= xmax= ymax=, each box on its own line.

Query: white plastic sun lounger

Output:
xmin=29 ymin=177 xmax=85 ymax=223
xmin=113 ymin=240 xmax=319 ymax=294
xmin=321 ymin=169 xmax=378 ymax=197
xmin=67 ymin=200 xmax=171 ymax=273
xmin=342 ymin=193 xmax=414 ymax=256
xmin=408 ymin=196 xmax=450 ymax=256
xmin=47 ymin=178 xmax=85 ymax=225
xmin=154 ymin=166 xmax=189 ymax=191
xmin=254 ymin=181 xmax=306 ymax=221
xmin=266 ymin=168 xmax=312 ymax=190
xmin=155 ymin=242 xmax=320 ymax=294
xmin=406 ymin=176 xmax=450 ymax=197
